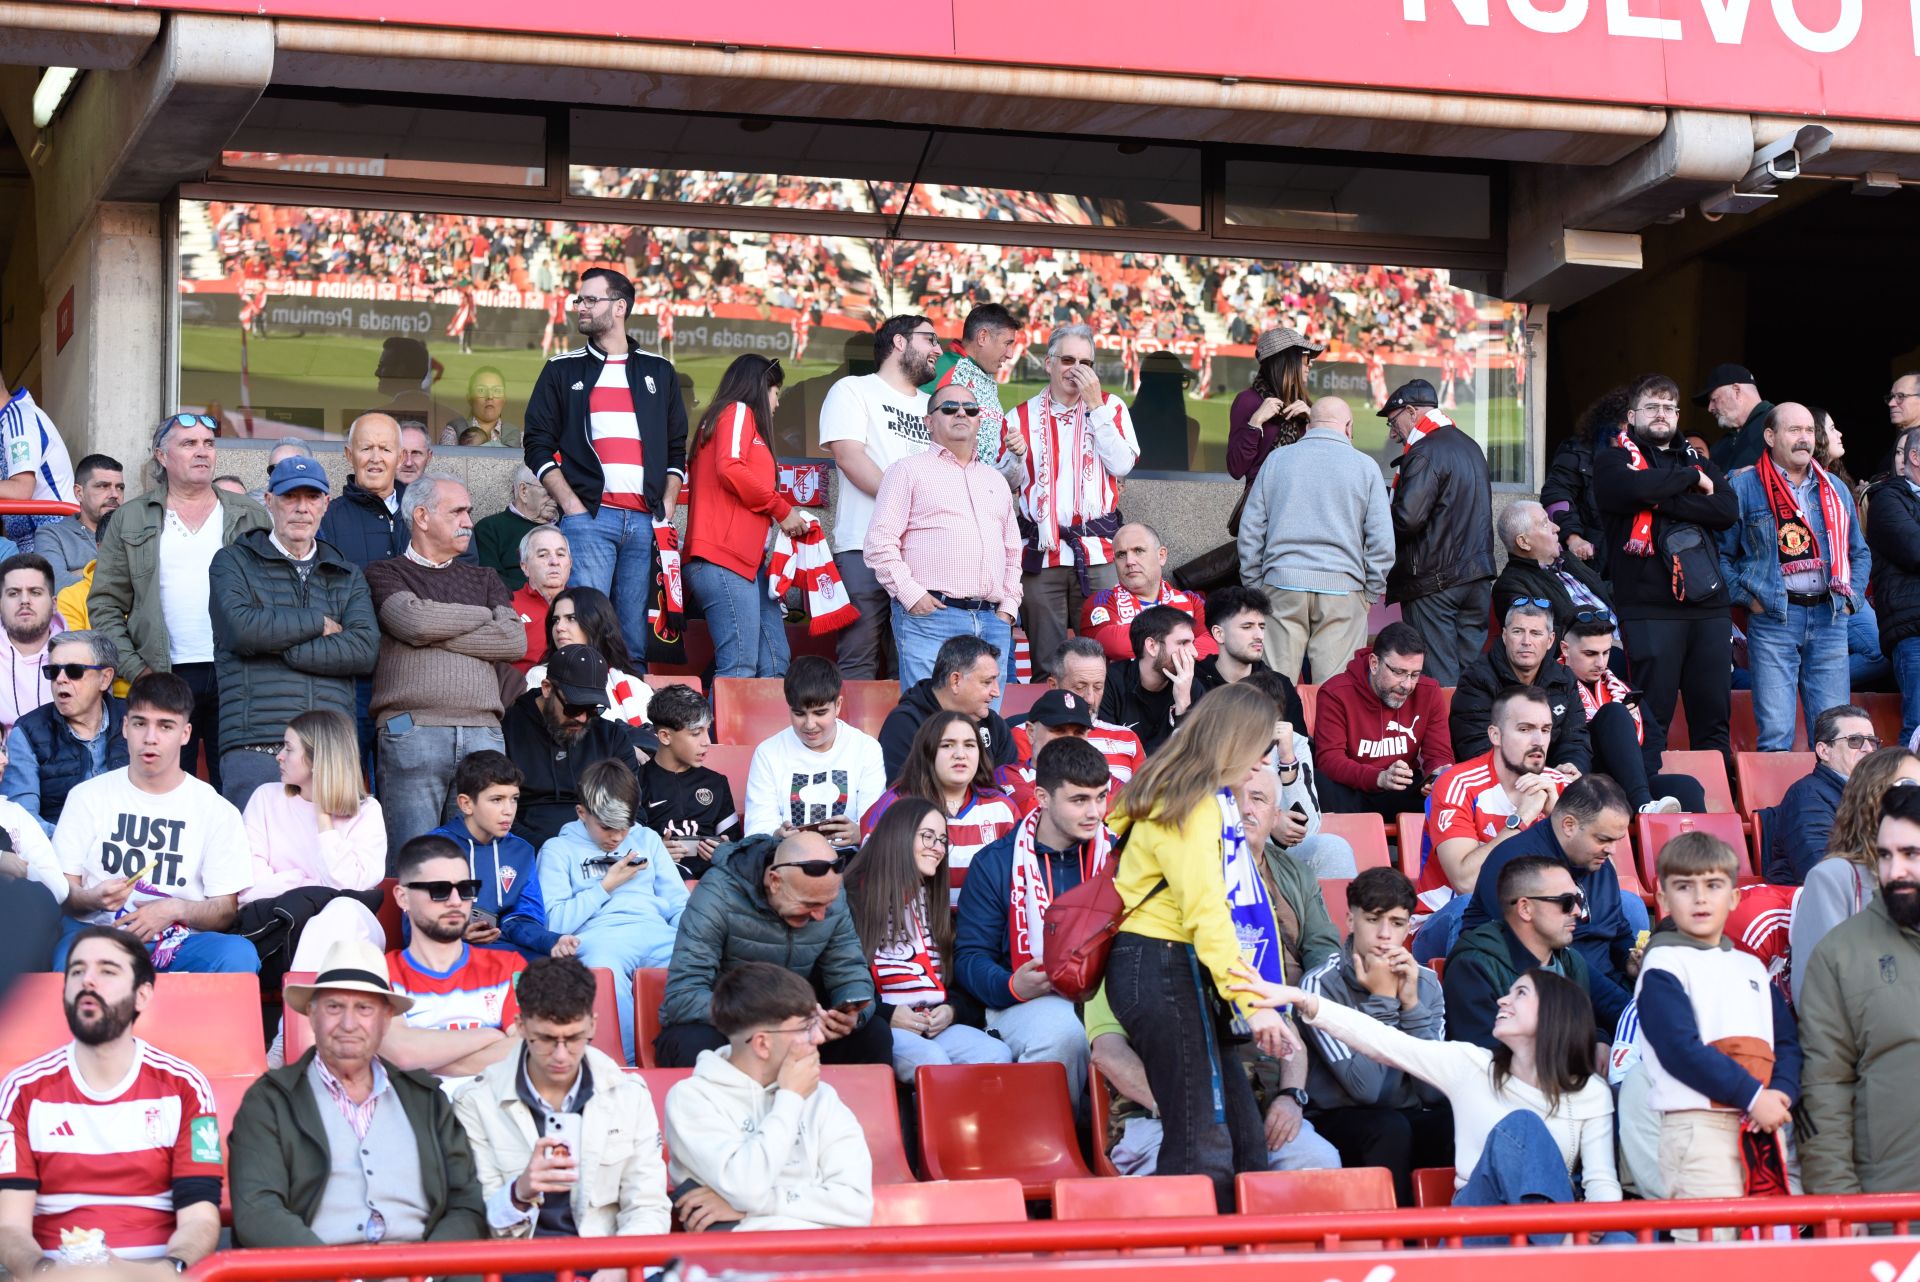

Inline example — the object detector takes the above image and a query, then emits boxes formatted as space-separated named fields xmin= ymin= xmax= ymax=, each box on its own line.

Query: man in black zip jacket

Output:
xmin=524 ymin=267 xmax=687 ymax=662
xmin=1592 ymin=372 xmax=1738 ymax=760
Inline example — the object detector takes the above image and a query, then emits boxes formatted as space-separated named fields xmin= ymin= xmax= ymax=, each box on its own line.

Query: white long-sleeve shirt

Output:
xmin=1308 ymin=993 xmax=1621 ymax=1200
xmin=744 ymin=723 xmax=887 ymax=838
xmin=664 ymin=1047 xmax=873 ymax=1230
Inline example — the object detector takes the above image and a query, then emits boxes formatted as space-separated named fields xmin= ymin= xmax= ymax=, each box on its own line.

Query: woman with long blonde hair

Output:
xmin=1789 ymin=745 xmax=1920 ymax=1003
xmin=1106 ymin=683 xmax=1292 ymax=1211
xmin=234 ymin=708 xmax=387 ymax=988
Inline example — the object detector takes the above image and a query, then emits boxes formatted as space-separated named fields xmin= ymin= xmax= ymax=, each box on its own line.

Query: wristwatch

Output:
xmin=1503 ymin=812 xmax=1522 ymax=832
xmin=1280 ymin=1087 xmax=1310 ymax=1109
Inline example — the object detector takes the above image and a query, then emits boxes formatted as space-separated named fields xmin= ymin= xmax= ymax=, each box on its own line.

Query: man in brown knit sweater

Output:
xmin=365 ymin=472 xmax=526 ymax=856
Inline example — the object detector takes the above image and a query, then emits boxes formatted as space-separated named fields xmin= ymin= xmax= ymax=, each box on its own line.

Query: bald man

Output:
xmin=1721 ymin=401 xmax=1868 ymax=749
xmin=1238 ymin=396 xmax=1393 ymax=683
xmin=1079 ymin=522 xmax=1217 ymax=661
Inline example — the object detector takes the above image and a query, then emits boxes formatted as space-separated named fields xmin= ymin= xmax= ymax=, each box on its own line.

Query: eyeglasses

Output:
xmin=761 ymin=1014 xmax=822 ymax=1037
xmin=772 ymin=855 xmax=850 ymax=878
xmin=1053 ymin=354 xmax=1096 ymax=367
xmin=404 ymin=879 xmax=483 ymax=903
xmin=1512 ymin=891 xmax=1588 ymax=915
xmin=524 ymin=1030 xmax=593 ymax=1053
xmin=1373 ymin=656 xmax=1423 ymax=682
xmin=1636 ymin=403 xmax=1680 ymax=418
xmin=910 ymin=329 xmax=940 ymax=343
xmin=1889 ymin=392 xmax=1920 ymax=405
xmin=916 ymin=829 xmax=950 ymax=849
xmin=46 ymin=662 xmax=109 ymax=681
xmin=932 ymin=401 xmax=982 ymax=418
xmin=573 ymin=294 xmax=614 ymax=309
xmin=1826 ymin=733 xmax=1882 ymax=751
xmin=162 ymin=413 xmax=219 ymax=433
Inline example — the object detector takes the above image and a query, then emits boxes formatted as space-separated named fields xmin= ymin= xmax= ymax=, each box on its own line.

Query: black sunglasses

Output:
xmin=932 ymin=401 xmax=983 ymax=418
xmin=405 ymin=879 xmax=482 ymax=903
xmin=562 ymin=699 xmax=604 ymax=718
xmin=1571 ymin=609 xmax=1612 ymax=625
xmin=47 ymin=662 xmax=109 ymax=681
xmin=1512 ymin=891 xmax=1587 ymax=915
xmin=772 ymin=855 xmax=849 ymax=878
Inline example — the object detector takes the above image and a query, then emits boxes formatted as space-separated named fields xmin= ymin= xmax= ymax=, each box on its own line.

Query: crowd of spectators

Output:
xmin=4 ymin=296 xmax=1919 ymax=1272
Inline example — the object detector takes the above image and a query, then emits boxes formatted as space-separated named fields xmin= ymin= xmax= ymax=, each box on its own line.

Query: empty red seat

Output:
xmin=0 ymin=973 xmax=267 ymax=1081
xmin=1860 ymin=692 xmax=1903 ymax=753
xmin=1054 ymin=1173 xmax=1215 ymax=1221
xmin=1661 ymin=751 xmax=1735 ymax=814
xmin=1318 ymin=812 xmax=1389 ymax=871
xmin=916 ymin=1062 xmax=1089 ymax=1198
xmin=1000 ymin=683 xmax=1047 ymax=720
xmin=373 ymin=876 xmax=403 ymax=947
xmin=1089 ymin=1063 xmax=1121 ymax=1177
xmin=631 ymin=1066 xmax=692 ymax=1171
xmin=1319 ymin=878 xmax=1351 ymax=924
xmin=1635 ymin=811 xmax=1753 ymax=887
xmin=1236 ymin=1167 xmax=1396 ymax=1247
xmin=704 ymin=745 xmax=756 ymax=819
xmin=839 ymin=680 xmax=903 ymax=738
xmin=1412 ymin=1166 xmax=1456 ymax=1207
xmin=643 ymin=673 xmax=703 ymax=696
xmin=631 ymin=967 xmax=669 ymax=1068
xmin=824 ymin=1064 xmax=918 ymax=1185
xmin=1395 ymin=812 xmax=1427 ymax=880
xmin=713 ymin=678 xmax=791 ymax=746
xmin=1736 ymin=750 xmax=1815 ymax=819
xmin=872 ymin=1179 xmax=1027 ymax=1226
xmin=1297 ymin=684 xmax=1318 ymax=736
xmin=1730 ymin=690 xmax=1807 ymax=753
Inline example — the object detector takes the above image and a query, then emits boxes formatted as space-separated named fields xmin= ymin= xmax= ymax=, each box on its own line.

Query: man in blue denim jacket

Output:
xmin=1719 ymin=403 xmax=1869 ymax=751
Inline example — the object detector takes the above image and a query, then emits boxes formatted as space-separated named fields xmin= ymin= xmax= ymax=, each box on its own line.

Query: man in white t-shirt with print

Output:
xmin=744 ymin=657 xmax=887 ymax=849
xmin=52 ymin=671 xmax=257 ymax=974
xmin=817 ymin=315 xmax=939 ymax=680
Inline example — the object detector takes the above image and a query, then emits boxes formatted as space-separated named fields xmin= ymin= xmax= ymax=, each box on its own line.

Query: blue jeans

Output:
xmin=377 ymin=722 xmax=506 ymax=863
xmin=560 ymin=506 xmax=654 ymax=668
xmin=685 ymin=558 xmax=788 ymax=679
xmin=1454 ymin=1111 xmax=1576 ymax=1245
xmin=892 ymin=600 xmax=1013 ymax=710
xmin=1746 ymin=600 xmax=1849 ymax=751
xmin=53 ymin=914 xmax=259 ymax=974
xmin=1897 ymin=637 xmax=1920 ymax=747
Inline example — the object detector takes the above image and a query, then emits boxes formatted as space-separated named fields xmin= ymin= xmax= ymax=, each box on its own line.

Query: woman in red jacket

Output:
xmin=684 ymin=354 xmax=811 ymax=677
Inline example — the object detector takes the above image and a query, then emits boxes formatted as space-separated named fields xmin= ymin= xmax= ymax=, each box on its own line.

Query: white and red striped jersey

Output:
xmin=1007 ymin=392 xmax=1140 ymax=570
xmin=387 ymin=945 xmax=523 ymax=1033
xmin=861 ymin=787 xmax=1021 ymax=891
xmin=0 ymin=1041 xmax=223 ymax=1260
xmin=1010 ymin=719 xmax=1145 ymax=792
xmin=588 ymin=354 xmax=647 ymax=511
xmin=1418 ymin=750 xmax=1571 ymax=912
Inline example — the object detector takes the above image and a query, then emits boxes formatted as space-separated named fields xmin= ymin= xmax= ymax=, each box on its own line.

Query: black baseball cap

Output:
xmin=1029 ymin=689 xmax=1095 ymax=729
xmin=1377 ymin=378 xmax=1440 ymax=418
xmin=544 ymin=644 xmax=608 ymax=708
xmin=1692 ymin=363 xmax=1755 ymax=406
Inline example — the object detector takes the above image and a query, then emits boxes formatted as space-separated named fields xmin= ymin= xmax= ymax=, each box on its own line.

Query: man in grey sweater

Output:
xmin=1237 ymin=397 xmax=1394 ymax=684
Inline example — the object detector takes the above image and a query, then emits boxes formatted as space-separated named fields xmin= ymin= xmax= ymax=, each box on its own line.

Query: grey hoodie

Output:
xmin=1298 ymin=944 xmax=1448 ymax=1111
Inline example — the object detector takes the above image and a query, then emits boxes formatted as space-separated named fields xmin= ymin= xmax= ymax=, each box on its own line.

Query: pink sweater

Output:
xmin=240 ymin=784 xmax=388 ymax=904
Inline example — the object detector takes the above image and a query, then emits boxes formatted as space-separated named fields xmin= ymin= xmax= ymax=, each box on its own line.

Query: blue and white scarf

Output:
xmin=1218 ymin=788 xmax=1285 ymax=1035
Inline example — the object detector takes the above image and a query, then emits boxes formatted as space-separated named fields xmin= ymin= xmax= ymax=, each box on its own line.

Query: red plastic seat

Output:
xmin=1412 ymin=1165 xmax=1456 ymax=1207
xmin=1860 ymin=692 xmax=1904 ymax=753
xmin=1426 ymin=957 xmax=1446 ymax=981
xmin=1055 ymin=1173 xmax=1215 ymax=1221
xmin=631 ymin=967 xmax=669 ymax=1068
xmin=1297 ymin=684 xmax=1318 ymax=736
xmin=1089 ymin=1063 xmax=1121 ymax=1177
xmin=704 ymin=745 xmax=756 ymax=819
xmin=643 ymin=673 xmax=703 ymax=696
xmin=1000 ymin=683 xmax=1047 ymax=720
xmin=0 ymin=973 xmax=267 ymax=1081
xmin=1735 ymin=750 xmax=1815 ymax=819
xmin=1661 ymin=750 xmax=1735 ymax=814
xmin=1318 ymin=877 xmax=1351 ymax=924
xmin=839 ymin=679 xmax=903 ymax=739
xmin=630 ymin=1065 xmax=693 ymax=1172
xmin=713 ymin=678 xmax=791 ymax=746
xmin=915 ymin=1062 xmax=1090 ymax=1199
xmin=872 ymin=1179 xmax=1027 ymax=1226
xmin=1730 ymin=690 xmax=1808 ymax=753
xmin=1318 ymin=812 xmax=1389 ymax=871
xmin=585 ymin=967 xmax=625 ymax=1063
xmin=1236 ymin=1167 xmax=1396 ymax=1247
xmin=1395 ymin=812 xmax=1427 ymax=879
xmin=824 ymin=1064 xmax=918 ymax=1184
xmin=1611 ymin=844 xmax=1654 ymax=906
xmin=1635 ymin=811 xmax=1753 ymax=887
xmin=372 ymin=876 xmax=403 ymax=947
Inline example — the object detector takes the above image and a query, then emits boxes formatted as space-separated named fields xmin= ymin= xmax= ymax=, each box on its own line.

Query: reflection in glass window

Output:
xmin=176 ymin=198 xmax=1524 ymax=479
xmin=222 ymin=98 xmax=546 ymax=187
xmin=1224 ymin=160 xmax=1491 ymax=241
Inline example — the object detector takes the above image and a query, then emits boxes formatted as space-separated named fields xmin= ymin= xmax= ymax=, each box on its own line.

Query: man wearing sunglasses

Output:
xmin=654 ymin=830 xmax=888 ymax=1070
xmin=864 ymin=381 xmax=1022 ymax=695
xmin=501 ymin=644 xmax=640 ymax=850
xmin=1491 ymin=499 xmax=1617 ymax=643
xmin=1444 ymin=853 xmax=1600 ymax=1051
xmin=3 ymin=628 xmax=126 ymax=833
xmin=1761 ymin=704 xmax=1879 ymax=886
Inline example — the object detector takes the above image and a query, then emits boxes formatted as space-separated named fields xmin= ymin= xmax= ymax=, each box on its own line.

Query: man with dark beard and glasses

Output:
xmin=377 ymin=835 xmax=524 ymax=1079
xmin=501 ymin=644 xmax=639 ymax=849
xmin=0 ymin=926 xmax=223 ymax=1275
xmin=1800 ymin=785 xmax=1920 ymax=1197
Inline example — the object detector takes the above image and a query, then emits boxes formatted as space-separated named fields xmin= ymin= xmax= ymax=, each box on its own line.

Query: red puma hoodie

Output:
xmin=1311 ymin=648 xmax=1455 ymax=792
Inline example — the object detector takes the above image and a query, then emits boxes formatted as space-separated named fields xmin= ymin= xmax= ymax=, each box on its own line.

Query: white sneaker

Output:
xmin=1639 ymin=797 xmax=1682 ymax=815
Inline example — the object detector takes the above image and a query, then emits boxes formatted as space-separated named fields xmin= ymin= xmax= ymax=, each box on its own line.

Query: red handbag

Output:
xmin=1039 ymin=829 xmax=1164 ymax=1002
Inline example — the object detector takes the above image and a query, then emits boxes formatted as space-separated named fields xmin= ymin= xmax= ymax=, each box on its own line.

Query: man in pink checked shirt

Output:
xmin=863 ymin=382 xmax=1024 ymax=702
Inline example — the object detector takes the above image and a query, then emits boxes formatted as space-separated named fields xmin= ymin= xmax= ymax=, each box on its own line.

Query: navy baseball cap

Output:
xmin=267 ymin=456 xmax=330 ymax=496
xmin=1377 ymin=379 xmax=1440 ymax=418
xmin=1029 ymin=689 xmax=1095 ymax=729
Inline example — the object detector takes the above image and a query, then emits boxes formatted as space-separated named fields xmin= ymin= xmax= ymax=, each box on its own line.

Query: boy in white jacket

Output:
xmin=664 ymin=960 xmax=874 ymax=1232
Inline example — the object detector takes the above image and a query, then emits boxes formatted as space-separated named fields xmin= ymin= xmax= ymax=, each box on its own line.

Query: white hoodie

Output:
xmin=664 ymin=1047 xmax=874 ymax=1231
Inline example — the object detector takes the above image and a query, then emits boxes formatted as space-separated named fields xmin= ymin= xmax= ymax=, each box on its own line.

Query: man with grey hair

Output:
xmin=365 ymin=472 xmax=526 ymax=852
xmin=91 ymin=412 xmax=269 ymax=790
xmin=398 ymin=423 xmax=435 ymax=487
xmin=1868 ymin=423 xmax=1920 ymax=743
xmin=269 ymin=437 xmax=315 ymax=467
xmin=474 ymin=463 xmax=558 ymax=591
xmin=1490 ymin=498 xmax=1616 ymax=640
xmin=1238 ymin=395 xmax=1391 ymax=683
xmin=2 ymin=628 xmax=127 ymax=833
xmin=317 ymin=412 xmax=409 ymax=570
xmin=209 ymin=455 xmax=379 ymax=806
xmin=1005 ymin=323 xmax=1140 ymax=669
xmin=511 ymin=523 xmax=571 ymax=675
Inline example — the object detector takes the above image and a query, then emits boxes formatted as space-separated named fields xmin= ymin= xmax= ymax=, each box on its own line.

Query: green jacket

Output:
xmin=1799 ymin=896 xmax=1920 ymax=1195
xmin=1443 ymin=920 xmax=1590 ymax=1050
xmin=88 ymin=485 xmax=271 ymax=680
xmin=227 ymin=1049 xmax=487 ymax=1250
xmin=1260 ymin=837 xmax=1342 ymax=980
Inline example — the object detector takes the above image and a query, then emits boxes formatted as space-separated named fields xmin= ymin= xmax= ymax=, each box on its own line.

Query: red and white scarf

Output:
xmin=1007 ymin=808 xmax=1112 ymax=973
xmin=1756 ymin=450 xmax=1854 ymax=599
xmin=872 ymin=887 xmax=945 ymax=1007
xmin=1575 ymin=670 xmax=1643 ymax=744
xmin=768 ymin=514 xmax=861 ymax=634
xmin=1020 ymin=396 xmax=1098 ymax=556
xmin=1615 ymin=428 xmax=1659 ymax=556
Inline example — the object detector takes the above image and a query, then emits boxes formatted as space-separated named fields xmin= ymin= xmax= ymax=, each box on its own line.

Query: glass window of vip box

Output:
xmin=176 ymin=197 xmax=1526 ymax=480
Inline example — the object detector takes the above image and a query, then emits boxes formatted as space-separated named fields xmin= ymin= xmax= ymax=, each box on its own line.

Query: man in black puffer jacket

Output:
xmin=1384 ymin=379 xmax=1496 ymax=686
xmin=209 ymin=457 xmax=380 ymax=807
xmin=1868 ymin=428 xmax=1920 ymax=744
xmin=1447 ymin=601 xmax=1590 ymax=775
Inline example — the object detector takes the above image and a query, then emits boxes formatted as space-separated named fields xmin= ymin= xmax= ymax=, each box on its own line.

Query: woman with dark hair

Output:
xmin=527 ymin=585 xmax=652 ymax=733
xmin=1232 ymin=964 xmax=1620 ymax=1215
xmin=1226 ymin=329 xmax=1320 ymax=496
xmin=860 ymin=710 xmax=1020 ymax=897
xmin=1790 ymin=746 xmax=1920 ymax=1004
xmin=846 ymin=796 xmax=1013 ymax=1081
xmin=683 ymin=353 xmax=811 ymax=677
